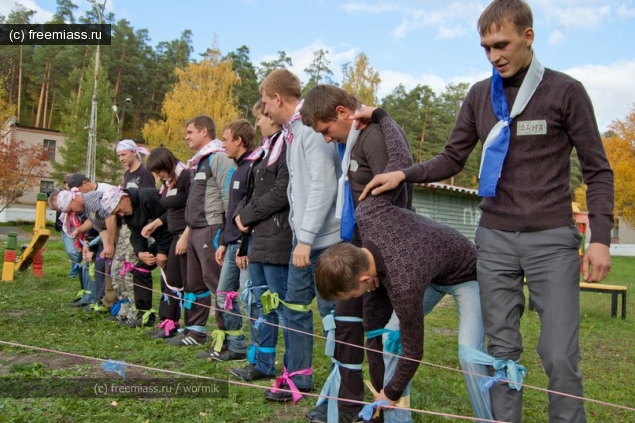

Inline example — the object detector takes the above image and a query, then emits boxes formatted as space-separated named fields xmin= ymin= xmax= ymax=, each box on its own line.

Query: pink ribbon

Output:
xmin=217 ymin=291 xmax=238 ymax=310
xmin=158 ymin=319 xmax=177 ymax=336
xmin=118 ymin=260 xmax=152 ymax=276
xmin=269 ymin=366 xmax=313 ymax=404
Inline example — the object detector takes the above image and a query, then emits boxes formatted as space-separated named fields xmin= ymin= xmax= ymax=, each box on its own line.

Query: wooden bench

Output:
xmin=527 ymin=282 xmax=627 ymax=319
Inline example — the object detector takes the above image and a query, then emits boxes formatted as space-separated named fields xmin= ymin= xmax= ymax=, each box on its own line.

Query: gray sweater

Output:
xmin=285 ymin=119 xmax=341 ymax=250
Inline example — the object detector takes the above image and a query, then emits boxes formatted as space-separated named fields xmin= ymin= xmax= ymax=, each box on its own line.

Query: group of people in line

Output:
xmin=48 ymin=1 xmax=614 ymax=422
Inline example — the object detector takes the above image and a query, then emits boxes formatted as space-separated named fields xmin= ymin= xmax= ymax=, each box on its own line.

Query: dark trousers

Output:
xmin=159 ymin=232 xmax=187 ymax=322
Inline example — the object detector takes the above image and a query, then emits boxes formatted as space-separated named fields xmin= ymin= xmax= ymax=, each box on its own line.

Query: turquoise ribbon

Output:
xmin=366 ymin=328 xmax=402 ymax=355
xmin=359 ymin=399 xmax=390 ymax=421
xmin=183 ymin=291 xmax=211 ymax=310
xmin=459 ymin=345 xmax=527 ymax=391
xmin=316 ymin=359 xmax=364 ymax=423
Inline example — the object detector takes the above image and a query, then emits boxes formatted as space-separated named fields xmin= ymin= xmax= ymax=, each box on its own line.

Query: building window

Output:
xmin=40 ymin=180 xmax=55 ymax=193
xmin=43 ymin=139 xmax=56 ymax=161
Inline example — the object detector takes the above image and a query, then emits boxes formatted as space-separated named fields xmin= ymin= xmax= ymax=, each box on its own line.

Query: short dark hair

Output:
xmin=478 ymin=0 xmax=533 ymax=36
xmin=316 ymin=243 xmax=369 ymax=301
xmin=146 ymin=147 xmax=179 ymax=176
xmin=224 ymin=119 xmax=256 ymax=151
xmin=186 ymin=115 xmax=216 ymax=139
xmin=259 ymin=68 xmax=301 ymax=101
xmin=67 ymin=173 xmax=89 ymax=189
xmin=300 ymin=85 xmax=361 ymax=128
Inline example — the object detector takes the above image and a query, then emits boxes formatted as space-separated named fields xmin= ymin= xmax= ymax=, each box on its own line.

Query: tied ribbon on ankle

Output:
xmin=478 ymin=55 xmax=545 ymax=197
xmin=119 ymin=260 xmax=151 ymax=276
xmin=102 ymin=359 xmax=126 ymax=379
xmin=183 ymin=291 xmax=212 ymax=310
xmin=217 ymin=291 xmax=238 ymax=310
xmin=281 ymin=100 xmax=303 ymax=144
xmin=158 ymin=319 xmax=177 ymax=337
xmin=76 ymin=289 xmax=91 ymax=298
xmin=210 ymin=329 xmax=244 ymax=352
xmin=270 ymin=366 xmax=313 ymax=405
xmin=317 ymin=358 xmax=364 ymax=423
xmin=459 ymin=345 xmax=527 ymax=391
xmin=261 ymin=290 xmax=311 ymax=315
xmin=110 ymin=299 xmax=129 ymax=316
xmin=140 ymin=308 xmax=157 ymax=326
xmin=336 ymin=115 xmax=361 ymax=242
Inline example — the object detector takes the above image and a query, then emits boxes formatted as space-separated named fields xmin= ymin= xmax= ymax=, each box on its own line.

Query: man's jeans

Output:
xmin=62 ymin=232 xmax=95 ymax=303
xmin=216 ymin=242 xmax=248 ymax=353
xmin=284 ymin=241 xmax=336 ymax=390
xmin=383 ymin=281 xmax=492 ymax=423
xmin=249 ymin=261 xmax=289 ymax=376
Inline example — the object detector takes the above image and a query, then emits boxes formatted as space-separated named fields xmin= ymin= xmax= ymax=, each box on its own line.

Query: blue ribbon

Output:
xmin=110 ymin=299 xmax=129 ymax=316
xmin=459 ymin=345 xmax=527 ymax=391
xmin=359 ymin=400 xmax=390 ymax=421
xmin=254 ymin=317 xmax=265 ymax=330
xmin=478 ymin=68 xmax=512 ymax=197
xmin=338 ymin=143 xmax=356 ymax=242
xmin=162 ymin=293 xmax=170 ymax=306
xmin=316 ymin=359 xmax=364 ymax=423
xmin=247 ymin=345 xmax=257 ymax=364
xmin=240 ymin=280 xmax=267 ymax=317
xmin=102 ymin=359 xmax=126 ymax=378
xmin=183 ymin=291 xmax=211 ymax=310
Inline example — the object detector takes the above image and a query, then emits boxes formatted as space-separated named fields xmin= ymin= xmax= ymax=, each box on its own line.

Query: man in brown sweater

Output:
xmin=316 ymin=108 xmax=480 ymax=415
xmin=357 ymin=1 xmax=614 ymax=422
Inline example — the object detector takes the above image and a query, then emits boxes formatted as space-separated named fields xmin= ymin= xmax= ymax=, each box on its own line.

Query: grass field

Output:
xmin=0 ymin=238 xmax=634 ymax=422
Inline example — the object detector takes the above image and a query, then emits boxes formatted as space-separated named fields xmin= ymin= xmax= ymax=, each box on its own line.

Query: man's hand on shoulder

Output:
xmin=359 ymin=171 xmax=406 ymax=201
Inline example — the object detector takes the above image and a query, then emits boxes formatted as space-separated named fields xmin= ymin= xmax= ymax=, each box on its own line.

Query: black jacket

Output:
xmin=235 ymin=132 xmax=292 ymax=265
xmin=124 ymin=188 xmax=173 ymax=256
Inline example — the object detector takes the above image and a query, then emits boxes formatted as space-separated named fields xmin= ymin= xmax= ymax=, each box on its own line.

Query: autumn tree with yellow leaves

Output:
xmin=342 ymin=53 xmax=381 ymax=106
xmin=575 ymin=106 xmax=635 ymax=224
xmin=143 ymin=48 xmax=239 ymax=161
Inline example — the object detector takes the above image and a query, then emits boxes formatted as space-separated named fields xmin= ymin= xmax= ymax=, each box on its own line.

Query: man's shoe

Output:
xmin=68 ymin=300 xmax=91 ymax=308
xmin=264 ymin=382 xmax=310 ymax=402
xmin=197 ymin=348 xmax=247 ymax=362
xmin=229 ymin=364 xmax=274 ymax=382
xmin=147 ymin=327 xmax=179 ymax=339
xmin=120 ymin=315 xmax=156 ymax=328
xmin=306 ymin=403 xmax=328 ymax=423
xmin=105 ymin=315 xmax=128 ymax=323
xmin=164 ymin=331 xmax=206 ymax=346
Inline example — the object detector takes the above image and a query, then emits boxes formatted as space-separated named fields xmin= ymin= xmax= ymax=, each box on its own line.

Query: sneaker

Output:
xmin=229 ymin=364 xmax=275 ymax=382
xmin=164 ymin=331 xmax=206 ymax=346
xmin=265 ymin=382 xmax=311 ymax=402
xmin=147 ymin=327 xmax=179 ymax=339
xmin=105 ymin=315 xmax=128 ymax=322
xmin=197 ymin=348 xmax=247 ymax=362
xmin=68 ymin=300 xmax=91 ymax=308
xmin=120 ymin=314 xmax=156 ymax=328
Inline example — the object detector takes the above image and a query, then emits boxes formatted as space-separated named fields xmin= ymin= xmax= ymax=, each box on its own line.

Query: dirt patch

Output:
xmin=0 ymin=351 xmax=148 ymax=378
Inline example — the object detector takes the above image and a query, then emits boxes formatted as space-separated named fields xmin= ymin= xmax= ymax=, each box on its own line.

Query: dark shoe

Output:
xmin=198 ymin=348 xmax=246 ymax=362
xmin=67 ymin=297 xmax=82 ymax=305
xmin=120 ymin=314 xmax=156 ymax=328
xmin=306 ymin=403 xmax=363 ymax=423
xmin=306 ymin=403 xmax=328 ymax=423
xmin=68 ymin=300 xmax=91 ymax=308
xmin=147 ymin=326 xmax=179 ymax=339
xmin=229 ymin=364 xmax=274 ymax=382
xmin=164 ymin=331 xmax=206 ymax=346
xmin=265 ymin=382 xmax=310 ymax=402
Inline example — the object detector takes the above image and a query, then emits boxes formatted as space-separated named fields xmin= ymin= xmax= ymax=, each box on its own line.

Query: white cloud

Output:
xmin=564 ymin=59 xmax=635 ymax=131
xmin=376 ymin=69 xmax=489 ymax=100
xmin=616 ymin=4 xmax=635 ymax=18
xmin=549 ymin=29 xmax=565 ymax=44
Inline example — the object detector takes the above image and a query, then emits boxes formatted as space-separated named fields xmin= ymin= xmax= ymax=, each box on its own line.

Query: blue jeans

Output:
xmin=383 ymin=281 xmax=492 ymax=423
xmin=62 ymin=232 xmax=81 ymax=278
xmin=249 ymin=261 xmax=288 ymax=376
xmin=283 ymin=241 xmax=336 ymax=390
xmin=216 ymin=242 xmax=248 ymax=353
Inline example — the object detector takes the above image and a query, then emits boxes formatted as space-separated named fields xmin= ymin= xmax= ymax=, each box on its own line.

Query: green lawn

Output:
xmin=0 ymin=239 xmax=634 ymax=422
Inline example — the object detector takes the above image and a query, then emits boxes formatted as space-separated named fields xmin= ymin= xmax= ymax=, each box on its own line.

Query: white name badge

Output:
xmin=517 ymin=120 xmax=547 ymax=136
xmin=194 ymin=172 xmax=206 ymax=180
xmin=349 ymin=160 xmax=359 ymax=172
xmin=126 ymin=182 xmax=139 ymax=189
xmin=166 ymin=188 xmax=178 ymax=196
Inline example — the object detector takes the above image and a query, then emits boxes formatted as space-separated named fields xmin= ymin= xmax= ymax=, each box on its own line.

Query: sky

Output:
xmin=2 ymin=0 xmax=635 ymax=132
